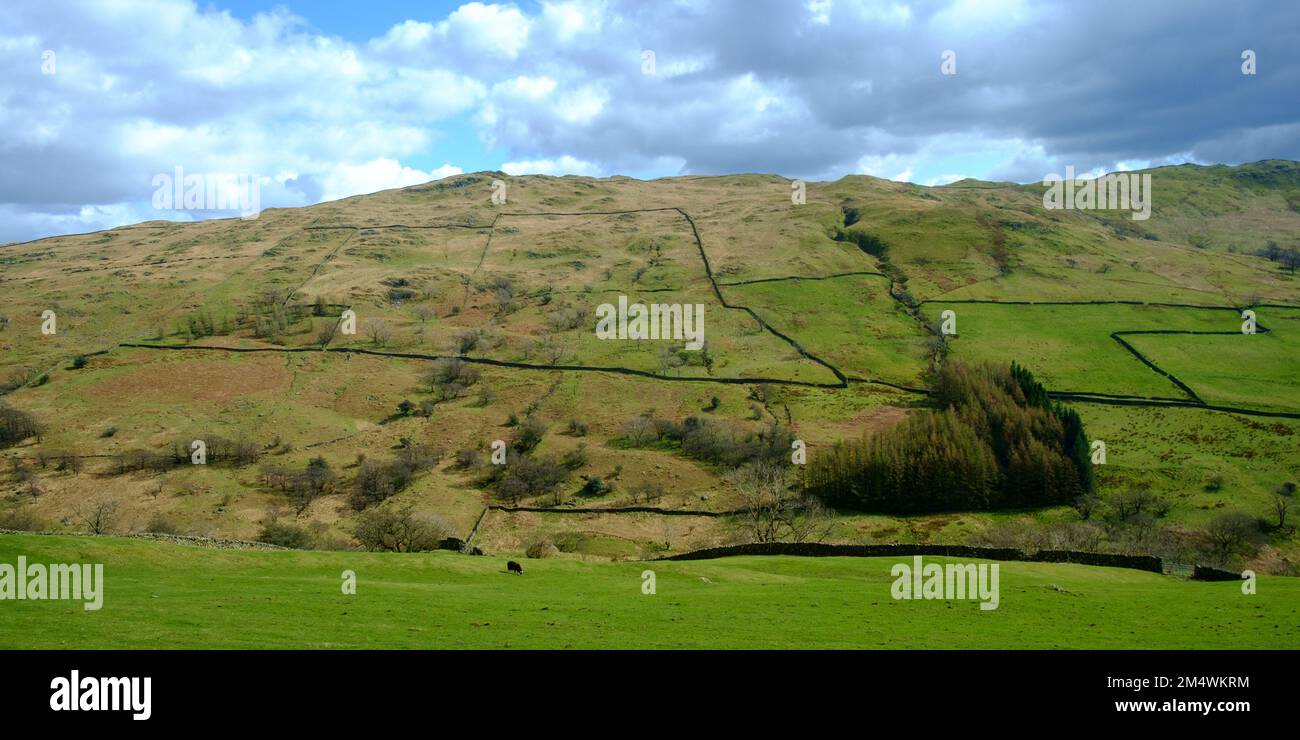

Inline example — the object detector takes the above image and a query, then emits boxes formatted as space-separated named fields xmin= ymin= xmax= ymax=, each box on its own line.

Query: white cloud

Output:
xmin=372 ymin=20 xmax=435 ymax=52
xmin=541 ymin=1 xmax=603 ymax=41
xmin=501 ymin=155 xmax=599 ymax=176
xmin=494 ymin=75 xmax=558 ymax=101
xmin=556 ymin=86 xmax=608 ymax=123
xmin=806 ymin=0 xmax=833 ymax=25
xmin=926 ymin=173 xmax=967 ymax=186
xmin=320 ymin=159 xmax=462 ymax=201
xmin=436 ymin=2 xmax=532 ymax=59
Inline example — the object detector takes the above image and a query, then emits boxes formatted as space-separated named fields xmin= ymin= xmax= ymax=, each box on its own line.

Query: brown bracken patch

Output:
xmin=90 ymin=357 xmax=289 ymax=404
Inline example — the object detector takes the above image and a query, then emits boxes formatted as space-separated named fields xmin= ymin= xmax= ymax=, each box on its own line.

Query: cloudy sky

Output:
xmin=2 ymin=0 xmax=1297 ymax=243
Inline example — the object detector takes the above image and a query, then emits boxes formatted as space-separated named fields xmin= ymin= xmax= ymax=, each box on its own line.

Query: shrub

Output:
xmin=511 ymin=416 xmax=547 ymax=454
xmin=144 ymin=513 xmax=180 ymax=535
xmin=579 ymin=475 xmax=611 ymax=497
xmin=453 ymin=448 xmax=481 ymax=469
xmin=526 ymin=539 xmax=559 ymax=559
xmin=561 ymin=443 xmax=588 ymax=470
xmin=395 ymin=444 xmax=444 ymax=471
xmin=428 ymin=357 xmax=481 ymax=388
xmin=0 ymin=508 xmax=45 ymax=532
xmin=0 ymin=403 xmax=43 ymax=449
xmin=353 ymin=506 xmax=449 ymax=552
xmin=257 ymin=521 xmax=313 ymax=549
xmin=69 ymin=355 xmax=88 ymax=370
xmin=567 ymin=418 xmax=589 ymax=436
xmin=547 ymin=306 xmax=589 ymax=331
xmin=494 ymin=454 xmax=569 ymax=505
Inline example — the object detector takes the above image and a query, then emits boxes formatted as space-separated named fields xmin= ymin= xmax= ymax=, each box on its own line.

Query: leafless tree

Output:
xmin=1204 ymin=511 xmax=1261 ymax=564
xmin=1273 ymin=494 xmax=1292 ymax=531
xmin=74 ymin=498 xmax=120 ymax=535
xmin=316 ymin=319 xmax=339 ymax=346
xmin=539 ymin=336 xmax=571 ymax=364
xmin=1282 ymin=247 xmax=1300 ymax=275
xmin=729 ymin=462 xmax=829 ymax=544
xmin=413 ymin=304 xmax=436 ymax=324
xmin=367 ymin=319 xmax=393 ymax=347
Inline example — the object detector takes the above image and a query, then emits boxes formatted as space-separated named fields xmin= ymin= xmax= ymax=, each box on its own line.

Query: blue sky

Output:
xmin=1 ymin=0 xmax=1297 ymax=242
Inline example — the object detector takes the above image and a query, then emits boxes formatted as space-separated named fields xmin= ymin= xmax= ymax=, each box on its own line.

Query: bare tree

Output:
xmin=1282 ymin=247 xmax=1300 ymax=275
xmin=64 ymin=455 xmax=84 ymax=474
xmin=1204 ymin=511 xmax=1261 ymax=564
xmin=729 ymin=463 xmax=829 ymax=544
xmin=367 ymin=319 xmax=393 ymax=347
xmin=540 ymin=336 xmax=571 ymax=365
xmin=413 ymin=303 xmax=436 ymax=324
xmin=316 ymin=319 xmax=339 ymax=347
xmin=74 ymin=498 xmax=120 ymax=535
xmin=1273 ymin=494 xmax=1292 ymax=531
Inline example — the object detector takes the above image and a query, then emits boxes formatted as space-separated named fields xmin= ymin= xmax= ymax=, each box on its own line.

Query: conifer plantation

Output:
xmin=804 ymin=362 xmax=1094 ymax=513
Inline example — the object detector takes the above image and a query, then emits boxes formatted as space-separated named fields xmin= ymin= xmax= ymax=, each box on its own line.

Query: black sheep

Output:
xmin=507 ymin=560 xmax=523 ymax=575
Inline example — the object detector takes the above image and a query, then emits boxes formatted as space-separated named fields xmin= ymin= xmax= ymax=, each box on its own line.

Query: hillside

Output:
xmin=0 ymin=162 xmax=1298 ymax=571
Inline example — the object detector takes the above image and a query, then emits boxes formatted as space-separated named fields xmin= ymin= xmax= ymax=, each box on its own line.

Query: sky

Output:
xmin=1 ymin=0 xmax=1298 ymax=243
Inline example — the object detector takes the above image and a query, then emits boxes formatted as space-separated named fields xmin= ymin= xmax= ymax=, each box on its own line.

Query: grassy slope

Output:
xmin=1 ymin=534 xmax=1295 ymax=649
xmin=931 ymin=303 xmax=1253 ymax=398
xmin=1 ymin=163 xmax=1298 ymax=560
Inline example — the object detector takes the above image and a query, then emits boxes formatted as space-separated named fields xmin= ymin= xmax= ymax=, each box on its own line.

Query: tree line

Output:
xmin=804 ymin=361 xmax=1094 ymax=513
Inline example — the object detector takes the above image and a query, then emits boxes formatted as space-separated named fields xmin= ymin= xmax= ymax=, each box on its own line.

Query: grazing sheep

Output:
xmin=507 ymin=560 xmax=523 ymax=575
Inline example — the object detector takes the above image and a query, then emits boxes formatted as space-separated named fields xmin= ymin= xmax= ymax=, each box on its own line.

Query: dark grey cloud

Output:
xmin=480 ymin=0 xmax=1300 ymax=178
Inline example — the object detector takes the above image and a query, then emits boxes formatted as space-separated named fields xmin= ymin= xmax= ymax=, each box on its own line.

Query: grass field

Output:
xmin=726 ymin=274 xmax=930 ymax=384
xmin=0 ymin=534 xmax=1294 ymax=649
xmin=1126 ymin=307 xmax=1300 ymax=412
xmin=929 ymin=302 xmax=1270 ymax=400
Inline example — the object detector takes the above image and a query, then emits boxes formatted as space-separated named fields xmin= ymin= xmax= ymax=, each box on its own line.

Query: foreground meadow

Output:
xmin=0 ymin=534 xmax=1294 ymax=649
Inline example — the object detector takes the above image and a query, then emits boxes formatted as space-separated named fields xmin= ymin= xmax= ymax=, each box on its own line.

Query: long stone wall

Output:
xmin=658 ymin=542 xmax=1164 ymax=573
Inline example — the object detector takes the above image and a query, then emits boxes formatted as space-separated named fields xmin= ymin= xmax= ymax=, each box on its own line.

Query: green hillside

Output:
xmin=1 ymin=163 xmax=1298 ymax=572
